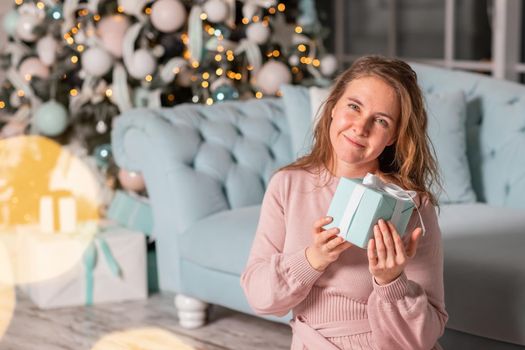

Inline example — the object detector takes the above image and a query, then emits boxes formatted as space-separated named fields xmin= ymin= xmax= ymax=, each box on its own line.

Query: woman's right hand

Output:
xmin=306 ymin=216 xmax=353 ymax=271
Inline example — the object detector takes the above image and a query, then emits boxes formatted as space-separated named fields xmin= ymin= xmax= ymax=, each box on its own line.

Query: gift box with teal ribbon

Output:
xmin=324 ymin=173 xmax=424 ymax=249
xmin=107 ymin=190 xmax=153 ymax=236
xmin=21 ymin=226 xmax=147 ymax=309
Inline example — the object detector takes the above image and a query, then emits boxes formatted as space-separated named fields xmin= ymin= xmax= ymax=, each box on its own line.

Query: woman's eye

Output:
xmin=376 ymin=118 xmax=388 ymax=127
xmin=349 ymin=104 xmax=359 ymax=111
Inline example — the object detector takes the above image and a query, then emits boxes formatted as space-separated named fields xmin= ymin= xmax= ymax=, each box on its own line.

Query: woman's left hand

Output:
xmin=367 ymin=219 xmax=423 ymax=285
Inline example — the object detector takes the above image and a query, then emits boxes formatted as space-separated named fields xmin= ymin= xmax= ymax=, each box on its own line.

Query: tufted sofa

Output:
xmin=112 ymin=63 xmax=525 ymax=349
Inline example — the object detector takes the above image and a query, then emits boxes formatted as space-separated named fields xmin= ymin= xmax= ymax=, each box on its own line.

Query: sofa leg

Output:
xmin=174 ymin=294 xmax=209 ymax=329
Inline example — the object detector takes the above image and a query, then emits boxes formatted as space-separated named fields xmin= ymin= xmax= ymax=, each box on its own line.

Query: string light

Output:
xmin=200 ymin=13 xmax=208 ymax=20
xmin=145 ymin=75 xmax=153 ymax=82
xmin=272 ymin=50 xmax=280 ymax=57
xmin=217 ymin=45 xmax=224 ymax=52
xmin=277 ymin=3 xmax=285 ymax=12
xmin=295 ymin=26 xmax=303 ymax=34
xmin=36 ymin=2 xmax=44 ymax=9
xmin=24 ymin=74 xmax=31 ymax=81
xmin=292 ymin=67 xmax=299 ymax=73
xmin=207 ymin=27 xmax=215 ymax=35
xmin=15 ymin=0 xmax=23 ymax=5
xmin=252 ymin=16 xmax=259 ymax=22
xmin=71 ymin=56 xmax=78 ymax=64
xmin=167 ymin=94 xmax=175 ymax=102
xmin=106 ymin=89 xmax=113 ymax=97
xmin=94 ymin=14 xmax=101 ymax=21
xmin=298 ymin=44 xmax=306 ymax=52
xmin=268 ymin=7 xmax=276 ymax=14
xmin=206 ymin=98 xmax=213 ymax=105
xmin=235 ymin=73 xmax=242 ymax=80
xmin=117 ymin=6 xmax=124 ymax=13
xmin=313 ymin=59 xmax=321 ymax=67
xmin=145 ymin=7 xmax=152 ymax=15
xmin=215 ymin=54 xmax=222 ymax=62
xmin=202 ymin=72 xmax=210 ymax=79
xmin=71 ymin=27 xmax=78 ymax=34
xmin=181 ymin=33 xmax=189 ymax=44
xmin=227 ymin=54 xmax=234 ymax=61
xmin=0 ymin=101 xmax=5 ymax=109
xmin=201 ymin=81 xmax=209 ymax=88
xmin=66 ymin=37 xmax=74 ymax=45
xmin=77 ymin=45 xmax=85 ymax=52
xmin=216 ymin=68 xmax=223 ymax=75
xmin=242 ymin=18 xmax=249 ymax=24
xmin=255 ymin=92 xmax=263 ymax=99
xmin=247 ymin=65 xmax=254 ymax=71
xmin=17 ymin=90 xmax=25 ymax=97
xmin=70 ymin=89 xmax=78 ymax=96
xmin=191 ymin=61 xmax=199 ymax=68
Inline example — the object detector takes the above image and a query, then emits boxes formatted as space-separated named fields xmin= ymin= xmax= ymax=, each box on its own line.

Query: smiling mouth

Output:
xmin=343 ymin=135 xmax=365 ymax=148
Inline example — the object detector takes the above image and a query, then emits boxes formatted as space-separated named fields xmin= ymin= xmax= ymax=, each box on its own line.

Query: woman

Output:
xmin=241 ymin=55 xmax=448 ymax=349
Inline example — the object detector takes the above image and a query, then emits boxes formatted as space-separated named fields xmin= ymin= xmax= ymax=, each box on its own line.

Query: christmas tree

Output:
xmin=0 ymin=0 xmax=337 ymax=202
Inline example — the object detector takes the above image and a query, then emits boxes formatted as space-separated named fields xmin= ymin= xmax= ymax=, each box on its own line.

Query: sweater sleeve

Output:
xmin=367 ymin=195 xmax=449 ymax=350
xmin=240 ymin=171 xmax=323 ymax=317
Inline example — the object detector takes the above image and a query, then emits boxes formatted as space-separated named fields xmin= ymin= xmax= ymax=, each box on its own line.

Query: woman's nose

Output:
xmin=352 ymin=117 xmax=369 ymax=136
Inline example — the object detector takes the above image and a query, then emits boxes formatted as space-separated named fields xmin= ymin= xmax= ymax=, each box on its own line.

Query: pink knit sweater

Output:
xmin=241 ymin=167 xmax=448 ymax=350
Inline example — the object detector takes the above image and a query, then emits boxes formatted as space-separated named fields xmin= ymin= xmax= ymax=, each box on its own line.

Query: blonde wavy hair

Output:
xmin=281 ymin=55 xmax=443 ymax=208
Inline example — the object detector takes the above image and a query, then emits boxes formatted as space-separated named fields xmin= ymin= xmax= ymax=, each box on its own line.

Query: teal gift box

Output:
xmin=324 ymin=174 xmax=416 ymax=249
xmin=107 ymin=190 xmax=153 ymax=236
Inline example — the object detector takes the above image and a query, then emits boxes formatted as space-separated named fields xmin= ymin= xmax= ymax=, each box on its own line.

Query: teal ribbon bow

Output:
xmin=82 ymin=236 xmax=122 ymax=306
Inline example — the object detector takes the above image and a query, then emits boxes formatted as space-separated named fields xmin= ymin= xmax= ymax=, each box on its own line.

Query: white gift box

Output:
xmin=21 ymin=226 xmax=147 ymax=309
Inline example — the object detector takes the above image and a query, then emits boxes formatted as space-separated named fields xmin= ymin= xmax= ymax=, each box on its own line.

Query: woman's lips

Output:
xmin=343 ymin=135 xmax=365 ymax=148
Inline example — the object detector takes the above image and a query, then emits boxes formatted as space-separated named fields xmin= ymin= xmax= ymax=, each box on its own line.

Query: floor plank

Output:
xmin=0 ymin=290 xmax=292 ymax=350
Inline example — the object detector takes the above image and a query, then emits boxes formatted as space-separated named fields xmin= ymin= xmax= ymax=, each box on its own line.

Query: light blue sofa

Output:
xmin=112 ymin=63 xmax=525 ymax=349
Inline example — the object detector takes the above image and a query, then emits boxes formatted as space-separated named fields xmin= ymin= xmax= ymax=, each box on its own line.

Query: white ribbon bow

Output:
xmin=362 ymin=173 xmax=426 ymax=236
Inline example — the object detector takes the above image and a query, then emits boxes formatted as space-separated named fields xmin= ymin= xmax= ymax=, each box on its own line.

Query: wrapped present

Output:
xmin=324 ymin=173 xmax=425 ymax=249
xmin=21 ymin=226 xmax=147 ymax=309
xmin=107 ymin=190 xmax=153 ymax=236
xmin=39 ymin=190 xmax=77 ymax=234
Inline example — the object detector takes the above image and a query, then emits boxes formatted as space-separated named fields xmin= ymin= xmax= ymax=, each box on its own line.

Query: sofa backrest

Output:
xmin=411 ymin=63 xmax=525 ymax=209
xmin=159 ymin=98 xmax=293 ymax=215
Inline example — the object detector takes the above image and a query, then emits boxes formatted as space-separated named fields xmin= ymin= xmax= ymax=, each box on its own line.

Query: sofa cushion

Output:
xmin=438 ymin=203 xmax=525 ymax=345
xmin=179 ymin=205 xmax=260 ymax=275
xmin=280 ymin=83 xmax=477 ymax=204
xmin=280 ymin=84 xmax=311 ymax=158
xmin=425 ymin=90 xmax=477 ymax=203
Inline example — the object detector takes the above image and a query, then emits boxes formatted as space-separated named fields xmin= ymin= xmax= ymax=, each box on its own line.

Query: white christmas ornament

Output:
xmin=97 ymin=15 xmax=131 ymax=58
xmin=36 ymin=36 xmax=58 ymax=66
xmin=288 ymin=54 xmax=299 ymax=66
xmin=130 ymin=49 xmax=157 ymax=79
xmin=151 ymin=0 xmax=187 ymax=33
xmin=16 ymin=15 xmax=40 ymax=42
xmin=320 ymin=54 xmax=338 ymax=76
xmin=246 ymin=22 xmax=270 ymax=45
xmin=203 ymin=0 xmax=229 ymax=23
xmin=81 ymin=47 xmax=113 ymax=77
xmin=19 ymin=57 xmax=50 ymax=79
xmin=256 ymin=60 xmax=291 ymax=95
xmin=34 ymin=101 xmax=68 ymax=136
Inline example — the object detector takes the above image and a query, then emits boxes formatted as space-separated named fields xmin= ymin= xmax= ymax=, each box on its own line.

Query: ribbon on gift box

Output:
xmin=339 ymin=173 xmax=426 ymax=240
xmin=82 ymin=236 xmax=122 ymax=306
xmin=39 ymin=190 xmax=77 ymax=233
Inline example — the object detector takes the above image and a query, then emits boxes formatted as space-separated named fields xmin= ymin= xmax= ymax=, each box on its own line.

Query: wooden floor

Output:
xmin=1 ymin=290 xmax=292 ymax=350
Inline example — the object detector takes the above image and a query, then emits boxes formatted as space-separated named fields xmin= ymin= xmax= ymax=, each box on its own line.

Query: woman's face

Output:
xmin=329 ymin=76 xmax=400 ymax=173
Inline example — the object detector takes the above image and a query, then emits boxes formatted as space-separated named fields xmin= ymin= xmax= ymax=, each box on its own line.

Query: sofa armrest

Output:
xmin=111 ymin=99 xmax=292 ymax=236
